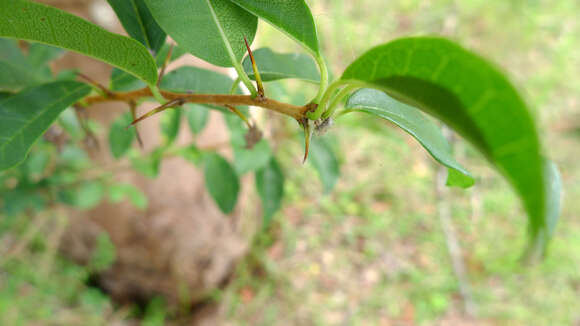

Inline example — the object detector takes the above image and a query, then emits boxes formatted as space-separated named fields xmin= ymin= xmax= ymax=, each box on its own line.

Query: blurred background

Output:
xmin=1 ymin=0 xmax=579 ymax=325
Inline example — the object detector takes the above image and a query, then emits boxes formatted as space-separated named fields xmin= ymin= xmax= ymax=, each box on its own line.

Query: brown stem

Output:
xmin=82 ymin=88 xmax=309 ymax=120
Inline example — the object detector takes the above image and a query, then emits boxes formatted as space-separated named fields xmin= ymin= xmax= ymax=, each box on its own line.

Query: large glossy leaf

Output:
xmin=255 ymin=157 xmax=284 ymax=227
xmin=110 ymin=43 xmax=186 ymax=92
xmin=144 ymin=0 xmax=257 ymax=67
xmin=242 ymin=48 xmax=320 ymax=83
xmin=229 ymin=0 xmax=319 ymax=54
xmin=0 ymin=81 xmax=91 ymax=170
xmin=341 ymin=37 xmax=552 ymax=241
xmin=345 ymin=88 xmax=474 ymax=188
xmin=203 ymin=153 xmax=240 ymax=214
xmin=0 ymin=0 xmax=158 ymax=85
xmin=309 ymin=136 xmax=340 ymax=193
xmin=106 ymin=0 xmax=166 ymax=54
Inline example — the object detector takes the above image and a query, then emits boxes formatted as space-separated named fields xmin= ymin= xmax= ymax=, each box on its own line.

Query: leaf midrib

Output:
xmin=129 ymin=0 xmax=152 ymax=49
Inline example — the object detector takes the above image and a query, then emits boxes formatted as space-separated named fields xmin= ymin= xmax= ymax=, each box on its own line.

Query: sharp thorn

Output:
xmin=243 ymin=36 xmax=264 ymax=97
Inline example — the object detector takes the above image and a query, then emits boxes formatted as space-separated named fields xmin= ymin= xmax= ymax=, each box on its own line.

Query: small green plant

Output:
xmin=0 ymin=0 xmax=561 ymax=260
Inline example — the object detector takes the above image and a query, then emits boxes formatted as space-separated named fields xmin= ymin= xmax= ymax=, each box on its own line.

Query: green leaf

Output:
xmin=144 ymin=0 xmax=257 ymax=67
xmin=110 ymin=68 xmax=146 ymax=92
xmin=90 ymin=233 xmax=117 ymax=271
xmin=242 ymin=48 xmax=320 ymax=83
xmin=0 ymin=0 xmax=158 ymax=85
xmin=0 ymin=38 xmax=46 ymax=91
xmin=0 ymin=81 xmax=90 ymax=170
xmin=203 ymin=152 xmax=239 ymax=213
xmin=341 ymin=37 xmax=552 ymax=242
xmin=309 ymin=136 xmax=340 ymax=193
xmin=160 ymin=109 xmax=181 ymax=144
xmin=130 ymin=147 xmax=163 ymax=178
xmin=185 ymin=105 xmax=210 ymax=135
xmin=229 ymin=0 xmax=319 ymax=54
xmin=160 ymin=66 xmax=240 ymax=113
xmin=154 ymin=42 xmax=187 ymax=67
xmin=27 ymin=42 xmax=64 ymax=67
xmin=526 ymin=159 xmax=562 ymax=259
xmin=344 ymin=88 xmax=474 ymax=188
xmin=2 ymin=186 xmax=46 ymax=216
xmin=106 ymin=0 xmax=166 ymax=54
xmin=178 ymin=145 xmax=202 ymax=165
xmin=108 ymin=182 xmax=148 ymax=210
xmin=233 ymin=139 xmax=271 ymax=175
xmin=108 ymin=113 xmax=135 ymax=159
xmin=161 ymin=66 xmax=233 ymax=94
xmin=58 ymin=181 xmax=105 ymax=209
xmin=109 ymin=43 xmax=187 ymax=92
xmin=58 ymin=108 xmax=84 ymax=141
xmin=255 ymin=157 xmax=284 ymax=227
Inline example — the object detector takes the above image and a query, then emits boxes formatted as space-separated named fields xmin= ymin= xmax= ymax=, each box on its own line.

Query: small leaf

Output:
xmin=229 ymin=0 xmax=319 ymax=54
xmin=58 ymin=108 xmax=84 ymax=141
xmin=255 ymin=157 xmax=284 ymax=227
xmin=108 ymin=113 xmax=135 ymax=159
xmin=160 ymin=109 xmax=181 ymax=144
xmin=0 ymin=81 xmax=90 ymax=170
xmin=341 ymin=36 xmax=556 ymax=246
xmin=160 ymin=66 xmax=241 ymax=113
xmin=145 ymin=0 xmax=257 ymax=67
xmin=242 ymin=48 xmax=320 ymax=83
xmin=106 ymin=0 xmax=166 ymax=54
xmin=27 ymin=42 xmax=64 ymax=67
xmin=110 ymin=68 xmax=146 ymax=92
xmin=130 ymin=147 xmax=163 ymax=178
xmin=344 ymin=88 xmax=474 ymax=188
xmin=0 ymin=0 xmax=158 ymax=85
xmin=185 ymin=105 xmax=210 ymax=135
xmin=155 ymin=42 xmax=187 ymax=67
xmin=309 ymin=136 xmax=340 ymax=193
xmin=0 ymin=38 xmax=46 ymax=91
xmin=233 ymin=139 xmax=271 ymax=175
xmin=161 ymin=66 xmax=235 ymax=93
xmin=90 ymin=233 xmax=117 ymax=271
xmin=203 ymin=152 xmax=240 ymax=213
xmin=58 ymin=181 xmax=105 ymax=209
xmin=108 ymin=182 xmax=148 ymax=210
xmin=2 ymin=186 xmax=47 ymax=216
xmin=178 ymin=145 xmax=202 ymax=165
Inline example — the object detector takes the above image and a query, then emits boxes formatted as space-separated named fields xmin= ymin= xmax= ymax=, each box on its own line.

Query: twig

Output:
xmin=77 ymin=72 xmax=114 ymax=97
xmin=82 ymin=88 xmax=308 ymax=120
xmin=435 ymin=126 xmax=477 ymax=317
